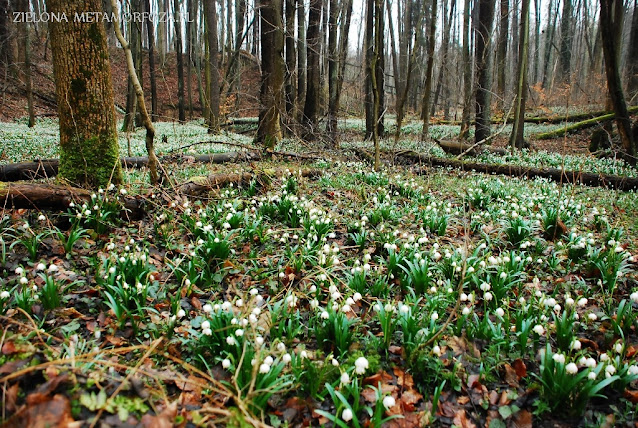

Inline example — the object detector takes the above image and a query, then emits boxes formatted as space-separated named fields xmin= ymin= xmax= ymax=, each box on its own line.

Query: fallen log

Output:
xmin=0 ymin=152 xmax=264 ymax=182
xmin=533 ymin=106 xmax=638 ymax=140
xmin=436 ymin=140 xmax=507 ymax=156
xmin=398 ymin=151 xmax=638 ymax=191
xmin=179 ymin=168 xmax=323 ymax=196
xmin=0 ymin=182 xmax=146 ymax=219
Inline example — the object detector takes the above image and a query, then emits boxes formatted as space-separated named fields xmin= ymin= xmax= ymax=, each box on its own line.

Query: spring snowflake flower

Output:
xmin=342 ymin=408 xmax=353 ymax=422
xmin=533 ymin=325 xmax=545 ymax=336
xmin=432 ymin=345 xmax=442 ymax=356
xmin=282 ymin=353 xmax=292 ymax=364
xmin=631 ymin=292 xmax=638 ymax=304
xmin=340 ymin=372 xmax=350 ymax=384
xmin=222 ymin=359 xmax=231 ymax=369
xmin=0 ymin=291 xmax=10 ymax=299
xmin=565 ymin=363 xmax=578 ymax=375
xmin=605 ymin=365 xmax=616 ymax=377
xmin=628 ymin=365 xmax=638 ymax=375
xmin=614 ymin=342 xmax=623 ymax=353
xmin=176 ymin=309 xmax=186 ymax=318
xmin=259 ymin=363 xmax=271 ymax=374
xmin=203 ymin=304 xmax=213 ymax=313
xmin=552 ymin=353 xmax=566 ymax=364
xmin=495 ymin=308 xmax=505 ymax=317
xmin=588 ymin=371 xmax=597 ymax=380
xmin=571 ymin=340 xmax=581 ymax=351
xmin=226 ymin=336 xmax=237 ymax=346
xmin=383 ymin=396 xmax=396 ymax=409
xmin=354 ymin=357 xmax=369 ymax=374
xmin=431 ymin=312 xmax=439 ymax=321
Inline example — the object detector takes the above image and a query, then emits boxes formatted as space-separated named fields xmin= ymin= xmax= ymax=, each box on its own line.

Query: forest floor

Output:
xmin=1 ymin=118 xmax=638 ymax=427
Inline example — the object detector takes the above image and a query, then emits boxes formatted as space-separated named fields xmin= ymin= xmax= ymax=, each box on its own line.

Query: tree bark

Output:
xmin=495 ymin=0 xmax=508 ymax=110
xmin=627 ymin=0 xmax=638 ymax=98
xmin=296 ymin=0 xmax=307 ymax=120
xmin=421 ymin=0 xmax=438 ymax=139
xmin=174 ymin=0 xmax=186 ymax=122
xmin=475 ymin=0 xmax=495 ymax=145
xmin=255 ymin=0 xmax=285 ymax=148
xmin=541 ymin=0 xmax=556 ymax=89
xmin=122 ymin=0 xmax=141 ymax=132
xmin=17 ymin=0 xmax=35 ymax=127
xmin=559 ymin=0 xmax=573 ymax=85
xmin=459 ymin=0 xmax=473 ymax=140
xmin=48 ymin=0 xmax=123 ymax=188
xmin=302 ymin=0 xmax=323 ymax=137
xmin=284 ymin=0 xmax=297 ymax=121
xmin=600 ymin=0 xmax=636 ymax=161
xmin=143 ymin=0 xmax=158 ymax=121
xmin=203 ymin=0 xmax=221 ymax=132
xmin=510 ymin=0 xmax=530 ymax=149
xmin=109 ymin=0 xmax=160 ymax=185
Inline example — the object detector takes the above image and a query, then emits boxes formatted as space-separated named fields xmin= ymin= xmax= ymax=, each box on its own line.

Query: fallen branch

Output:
xmin=397 ymin=151 xmax=638 ymax=191
xmin=435 ymin=139 xmax=507 ymax=157
xmin=533 ymin=106 xmax=638 ymax=140
xmin=178 ymin=168 xmax=323 ymax=196
xmin=0 ymin=182 xmax=146 ymax=219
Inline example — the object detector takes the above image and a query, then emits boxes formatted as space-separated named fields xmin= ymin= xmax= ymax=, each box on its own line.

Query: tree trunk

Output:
xmin=541 ymin=0 xmax=556 ymax=89
xmin=284 ymin=0 xmax=297 ymax=122
xmin=627 ymin=0 xmax=638 ymax=98
xmin=203 ymin=0 xmax=221 ymax=132
xmin=459 ymin=0 xmax=473 ymax=139
xmin=510 ymin=0 xmax=530 ymax=150
xmin=255 ymin=0 xmax=285 ymax=148
xmin=364 ymin=0 xmax=375 ymax=140
xmin=495 ymin=0 xmax=508 ymax=110
xmin=186 ymin=0 xmax=195 ymax=119
xmin=326 ymin=0 xmax=340 ymax=144
xmin=174 ymin=0 xmax=186 ymax=122
xmin=109 ymin=0 xmax=160 ymax=184
xmin=334 ymin=0 xmax=353 ymax=129
xmin=17 ymin=0 xmax=35 ymax=127
xmin=421 ymin=0 xmax=439 ymax=139
xmin=143 ymin=0 xmax=158 ymax=121
xmin=559 ymin=0 xmax=573 ymax=85
xmin=532 ymin=0 xmax=540 ymax=83
xmin=600 ymin=0 xmax=636 ymax=161
xmin=475 ymin=0 xmax=495 ymax=145
xmin=371 ymin=0 xmax=384 ymax=169
xmin=48 ymin=0 xmax=122 ymax=188
xmin=303 ymin=0 xmax=323 ymax=137
xmin=431 ymin=0 xmax=455 ymax=118
xmin=297 ymin=0 xmax=307 ymax=120
xmin=122 ymin=0 xmax=141 ymax=132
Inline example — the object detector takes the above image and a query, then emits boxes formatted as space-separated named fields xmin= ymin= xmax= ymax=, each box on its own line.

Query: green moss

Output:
xmin=70 ymin=78 xmax=86 ymax=96
xmin=59 ymin=133 xmax=122 ymax=188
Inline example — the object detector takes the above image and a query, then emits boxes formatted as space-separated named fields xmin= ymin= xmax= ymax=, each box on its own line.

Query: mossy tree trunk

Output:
xmin=48 ymin=0 xmax=122 ymax=188
xmin=255 ymin=0 xmax=285 ymax=149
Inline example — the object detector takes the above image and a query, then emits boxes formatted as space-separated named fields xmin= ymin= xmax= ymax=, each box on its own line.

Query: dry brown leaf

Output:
xmin=512 ymin=359 xmax=527 ymax=378
xmin=509 ymin=409 xmax=533 ymax=428
xmin=624 ymin=389 xmax=638 ymax=404
xmin=448 ymin=336 xmax=467 ymax=355
xmin=141 ymin=401 xmax=179 ymax=428
xmin=3 ymin=394 xmax=74 ymax=428
xmin=453 ymin=409 xmax=477 ymax=428
xmin=503 ymin=364 xmax=519 ymax=387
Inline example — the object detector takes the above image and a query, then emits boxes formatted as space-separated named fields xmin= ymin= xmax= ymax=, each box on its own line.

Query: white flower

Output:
xmin=484 ymin=292 xmax=493 ymax=301
xmin=354 ymin=357 xmax=369 ymax=374
xmin=202 ymin=328 xmax=212 ymax=336
xmin=605 ymin=365 xmax=616 ymax=377
xmin=552 ymin=353 xmax=566 ymax=364
xmin=588 ymin=313 xmax=598 ymax=321
xmin=222 ymin=359 xmax=231 ymax=369
xmin=533 ymin=325 xmax=545 ymax=336
xmin=571 ymin=340 xmax=581 ymax=351
xmin=342 ymin=408 xmax=353 ymax=422
xmin=300 ymin=350 xmax=308 ymax=359
xmin=19 ymin=276 xmax=28 ymax=285
xmin=628 ymin=365 xmax=638 ymax=375
xmin=235 ymin=329 xmax=244 ymax=337
xmin=432 ymin=345 xmax=442 ymax=356
xmin=282 ymin=353 xmax=292 ymax=364
xmin=566 ymin=363 xmax=578 ymax=375
xmin=383 ymin=396 xmax=396 ymax=409
xmin=577 ymin=298 xmax=588 ymax=307
xmin=0 ymin=291 xmax=10 ymax=299
xmin=226 ymin=336 xmax=237 ymax=346
xmin=201 ymin=321 xmax=211 ymax=330
xmin=462 ymin=307 xmax=471 ymax=316
xmin=259 ymin=363 xmax=271 ymax=374
xmin=340 ymin=372 xmax=350 ymax=384
xmin=277 ymin=342 xmax=286 ymax=352
xmin=631 ymin=292 xmax=638 ymax=304
xmin=586 ymin=357 xmax=597 ymax=368
xmin=495 ymin=308 xmax=505 ymax=317
xmin=48 ymin=264 xmax=58 ymax=272
xmin=36 ymin=263 xmax=46 ymax=271
xmin=614 ymin=342 xmax=623 ymax=353
xmin=588 ymin=371 xmax=597 ymax=380
xmin=600 ymin=354 xmax=609 ymax=362
xmin=120 ymin=188 xmax=127 ymax=195
xmin=264 ymin=356 xmax=274 ymax=365
xmin=431 ymin=312 xmax=439 ymax=321
xmin=38 ymin=214 xmax=46 ymax=221
xmin=203 ymin=304 xmax=213 ymax=313
xmin=255 ymin=336 xmax=264 ymax=346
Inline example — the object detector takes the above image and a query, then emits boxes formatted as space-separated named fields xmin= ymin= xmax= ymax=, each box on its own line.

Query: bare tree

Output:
xmin=203 ymin=0 xmax=221 ymax=132
xmin=459 ymin=0 xmax=473 ymax=139
xmin=255 ymin=0 xmax=285 ymax=148
xmin=475 ymin=0 xmax=495 ymax=145
xmin=303 ymin=0 xmax=324 ymax=137
xmin=510 ymin=0 xmax=530 ymax=149
xmin=175 ymin=0 xmax=186 ymax=122
xmin=600 ymin=0 xmax=635 ymax=160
